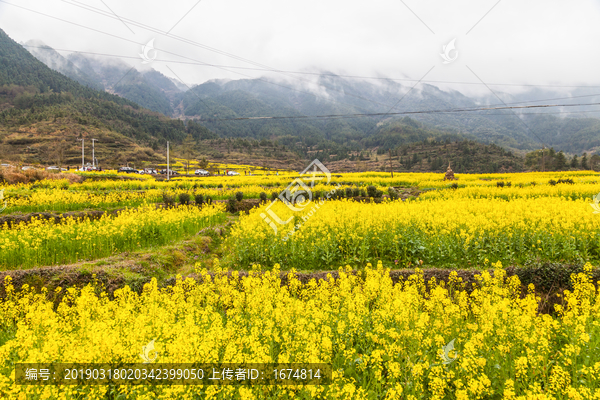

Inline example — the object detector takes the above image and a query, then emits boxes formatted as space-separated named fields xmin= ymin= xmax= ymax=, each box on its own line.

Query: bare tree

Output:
xmin=52 ymin=139 xmax=68 ymax=170
xmin=178 ymin=134 xmax=196 ymax=175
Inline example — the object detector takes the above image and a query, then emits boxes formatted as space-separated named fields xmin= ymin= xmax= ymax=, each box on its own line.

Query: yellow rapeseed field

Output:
xmin=0 ymin=204 xmax=226 ymax=269
xmin=0 ymin=263 xmax=598 ymax=399
xmin=1 ymin=170 xmax=600 ymax=398
xmin=227 ymin=193 xmax=600 ymax=269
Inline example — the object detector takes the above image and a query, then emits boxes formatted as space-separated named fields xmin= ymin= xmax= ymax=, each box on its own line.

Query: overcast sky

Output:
xmin=1 ymin=0 xmax=599 ymax=97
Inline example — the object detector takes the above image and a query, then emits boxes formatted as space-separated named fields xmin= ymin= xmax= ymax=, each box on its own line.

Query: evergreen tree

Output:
xmin=555 ymin=151 xmax=567 ymax=170
xmin=591 ymin=154 xmax=600 ymax=170
xmin=571 ymin=155 xmax=579 ymax=168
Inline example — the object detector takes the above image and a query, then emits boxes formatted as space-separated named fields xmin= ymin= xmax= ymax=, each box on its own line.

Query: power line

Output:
xmin=57 ymin=0 xmax=413 ymax=111
xmin=17 ymin=42 xmax=600 ymax=127
xmin=446 ymin=109 xmax=600 ymax=116
xmin=19 ymin=42 xmax=600 ymax=89
xmin=466 ymin=65 xmax=547 ymax=149
xmin=206 ymin=101 xmax=600 ymax=122
xmin=166 ymin=65 xmax=217 ymax=117
xmin=4 ymin=0 xmax=392 ymax=115
xmin=55 ymin=0 xmax=600 ymax=120
xmin=22 ymin=42 xmax=600 ymax=111
xmin=14 ymin=0 xmax=600 ymax=116
xmin=21 ymin=43 xmax=600 ymax=122
xmin=362 ymin=65 xmax=435 ymax=137
xmin=10 ymin=1 xmax=600 ymax=132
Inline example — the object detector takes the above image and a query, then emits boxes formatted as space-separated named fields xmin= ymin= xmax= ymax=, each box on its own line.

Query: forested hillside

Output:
xmin=0 ymin=28 xmax=212 ymax=166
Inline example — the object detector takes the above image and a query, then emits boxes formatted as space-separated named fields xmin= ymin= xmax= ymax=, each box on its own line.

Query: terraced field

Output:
xmin=0 ymin=168 xmax=599 ymax=399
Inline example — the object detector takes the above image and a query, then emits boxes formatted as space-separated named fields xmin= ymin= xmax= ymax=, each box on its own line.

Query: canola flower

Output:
xmin=227 ymin=197 xmax=600 ymax=270
xmin=4 ymin=170 xmax=598 ymax=198
xmin=0 ymin=262 xmax=598 ymax=399
xmin=0 ymin=185 xmax=276 ymax=214
xmin=420 ymin=182 xmax=600 ymax=201
xmin=2 ymin=188 xmax=159 ymax=214
xmin=0 ymin=204 xmax=226 ymax=269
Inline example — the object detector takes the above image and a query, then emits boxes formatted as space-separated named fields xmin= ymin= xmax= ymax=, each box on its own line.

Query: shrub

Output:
xmin=451 ymin=183 xmax=459 ymax=189
xmin=388 ymin=187 xmax=399 ymax=200
xmin=218 ymin=183 xmax=223 ymax=188
xmin=360 ymin=189 xmax=367 ymax=197
xmin=205 ymin=196 xmax=212 ymax=205
xmin=375 ymin=189 xmax=384 ymax=198
xmin=367 ymin=185 xmax=377 ymax=198
xmin=271 ymin=192 xmax=278 ymax=201
xmin=549 ymin=179 xmax=557 ymax=186
xmin=496 ymin=181 xmax=505 ymax=188
xmin=557 ymin=178 xmax=574 ymax=185
xmin=178 ymin=193 xmax=191 ymax=205
xmin=162 ymin=192 xmax=176 ymax=208
xmin=352 ymin=188 xmax=360 ymax=197
xmin=345 ymin=187 xmax=353 ymax=198
xmin=235 ymin=192 xmax=244 ymax=202
xmin=228 ymin=196 xmax=237 ymax=212
xmin=259 ymin=192 xmax=268 ymax=202
xmin=194 ymin=193 xmax=204 ymax=205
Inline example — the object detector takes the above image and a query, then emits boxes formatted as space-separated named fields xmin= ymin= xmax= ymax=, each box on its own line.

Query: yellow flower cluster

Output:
xmin=421 ymin=182 xmax=600 ymax=201
xmin=227 ymin=196 xmax=600 ymax=269
xmin=3 ymin=188 xmax=158 ymax=213
xmin=0 ymin=204 xmax=226 ymax=269
xmin=5 ymin=170 xmax=597 ymax=199
xmin=0 ymin=263 xmax=598 ymax=399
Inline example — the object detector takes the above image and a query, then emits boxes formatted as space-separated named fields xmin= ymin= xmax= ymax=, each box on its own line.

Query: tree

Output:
xmin=178 ymin=134 xmax=196 ymax=175
xmin=525 ymin=149 xmax=543 ymax=170
xmin=52 ymin=139 xmax=68 ymax=170
xmin=555 ymin=151 xmax=567 ymax=170
xmin=198 ymin=157 xmax=209 ymax=170
xmin=571 ymin=155 xmax=579 ymax=169
xmin=590 ymin=154 xmax=600 ymax=171
xmin=581 ymin=153 xmax=589 ymax=169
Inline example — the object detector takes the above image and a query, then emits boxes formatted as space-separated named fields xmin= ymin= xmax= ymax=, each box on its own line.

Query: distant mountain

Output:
xmin=179 ymin=74 xmax=600 ymax=156
xmin=22 ymin=40 xmax=103 ymax=91
xmin=180 ymin=76 xmax=518 ymax=154
xmin=24 ymin=41 xmax=184 ymax=116
xmin=0 ymin=28 xmax=212 ymax=167
xmin=17 ymin=35 xmax=600 ymax=159
xmin=66 ymin=53 xmax=180 ymax=116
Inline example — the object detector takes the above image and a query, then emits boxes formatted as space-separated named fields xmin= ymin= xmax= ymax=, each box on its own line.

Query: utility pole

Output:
xmin=167 ymin=141 xmax=170 ymax=181
xmin=77 ymin=138 xmax=84 ymax=170
xmin=389 ymin=149 xmax=394 ymax=178
xmin=91 ymin=139 xmax=98 ymax=169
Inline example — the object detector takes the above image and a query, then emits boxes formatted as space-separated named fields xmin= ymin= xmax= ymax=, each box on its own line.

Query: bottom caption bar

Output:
xmin=15 ymin=363 xmax=332 ymax=385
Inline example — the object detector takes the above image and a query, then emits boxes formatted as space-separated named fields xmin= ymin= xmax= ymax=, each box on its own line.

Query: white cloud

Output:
xmin=1 ymin=0 xmax=599 ymax=98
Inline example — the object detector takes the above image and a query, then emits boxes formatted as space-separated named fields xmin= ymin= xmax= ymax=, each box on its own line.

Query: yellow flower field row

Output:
xmin=2 ymin=176 xmax=286 ymax=193
xmin=0 ymin=264 xmax=598 ymax=399
xmin=3 ymin=170 xmax=599 ymax=195
xmin=2 ymin=189 xmax=157 ymax=213
xmin=1 ymin=182 xmax=599 ymax=217
xmin=227 ymin=196 xmax=600 ymax=270
xmin=0 ymin=204 xmax=226 ymax=269
xmin=0 ymin=187 xmax=232 ymax=214
xmin=104 ymin=170 xmax=600 ymax=191
xmin=420 ymin=182 xmax=600 ymax=201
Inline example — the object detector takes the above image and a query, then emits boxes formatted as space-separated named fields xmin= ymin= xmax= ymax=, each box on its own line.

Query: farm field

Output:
xmin=0 ymin=168 xmax=600 ymax=399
